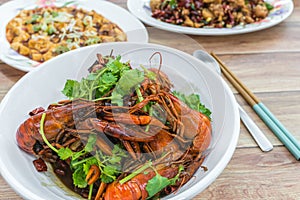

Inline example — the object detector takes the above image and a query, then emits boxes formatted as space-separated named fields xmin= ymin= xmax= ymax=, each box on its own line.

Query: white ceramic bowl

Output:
xmin=0 ymin=42 xmax=240 ymax=200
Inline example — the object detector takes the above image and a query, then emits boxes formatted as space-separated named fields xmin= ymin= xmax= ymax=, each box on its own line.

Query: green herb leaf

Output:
xmin=57 ymin=134 xmax=97 ymax=162
xmin=167 ymin=0 xmax=177 ymax=9
xmin=146 ymin=165 xmax=183 ymax=199
xmin=97 ymin=72 xmax=118 ymax=95
xmin=146 ymin=174 xmax=170 ymax=199
xmin=83 ymin=157 xmax=98 ymax=175
xmin=72 ymin=165 xmax=88 ymax=188
xmin=72 ymin=150 xmax=85 ymax=161
xmin=61 ymin=79 xmax=80 ymax=99
xmin=172 ymin=91 xmax=212 ymax=119
xmin=265 ymin=2 xmax=274 ymax=11
xmin=108 ymin=93 xmax=123 ymax=106
xmin=57 ymin=147 xmax=73 ymax=160
xmin=95 ymin=145 xmax=127 ymax=183
xmin=103 ymin=165 xmax=117 ymax=179
xmin=72 ymin=134 xmax=97 ymax=160
xmin=107 ymin=145 xmax=127 ymax=164
xmin=111 ymin=69 xmax=145 ymax=105
xmin=61 ymin=55 xmax=131 ymax=101
xmin=100 ymin=173 xmax=114 ymax=183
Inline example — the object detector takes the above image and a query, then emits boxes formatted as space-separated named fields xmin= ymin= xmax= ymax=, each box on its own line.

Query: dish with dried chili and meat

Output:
xmin=149 ymin=0 xmax=274 ymax=28
xmin=127 ymin=0 xmax=294 ymax=35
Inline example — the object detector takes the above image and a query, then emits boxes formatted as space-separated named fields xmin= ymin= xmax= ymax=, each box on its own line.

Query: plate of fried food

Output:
xmin=127 ymin=0 xmax=294 ymax=35
xmin=0 ymin=0 xmax=148 ymax=72
xmin=0 ymin=42 xmax=240 ymax=200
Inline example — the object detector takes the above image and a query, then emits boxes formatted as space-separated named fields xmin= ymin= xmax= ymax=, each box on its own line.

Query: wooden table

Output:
xmin=1 ymin=0 xmax=299 ymax=199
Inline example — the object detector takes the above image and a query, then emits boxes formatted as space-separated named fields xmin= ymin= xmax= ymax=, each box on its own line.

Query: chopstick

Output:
xmin=210 ymin=52 xmax=300 ymax=160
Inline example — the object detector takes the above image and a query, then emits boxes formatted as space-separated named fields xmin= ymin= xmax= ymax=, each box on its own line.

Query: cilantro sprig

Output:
xmin=110 ymin=69 xmax=145 ymax=105
xmin=119 ymin=160 xmax=184 ymax=199
xmin=62 ymin=56 xmax=156 ymax=106
xmin=57 ymin=133 xmax=97 ymax=161
xmin=172 ymin=91 xmax=212 ymax=119
xmin=70 ymin=145 xmax=127 ymax=187
xmin=146 ymin=165 xmax=184 ymax=199
xmin=62 ymin=55 xmax=131 ymax=101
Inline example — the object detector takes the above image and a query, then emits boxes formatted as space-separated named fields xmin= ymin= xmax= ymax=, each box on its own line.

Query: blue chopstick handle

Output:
xmin=258 ymin=103 xmax=300 ymax=151
xmin=253 ymin=104 xmax=300 ymax=160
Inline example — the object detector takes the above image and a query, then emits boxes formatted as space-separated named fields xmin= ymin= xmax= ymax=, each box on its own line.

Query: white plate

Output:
xmin=0 ymin=42 xmax=240 ymax=200
xmin=0 ymin=0 xmax=148 ymax=72
xmin=127 ymin=0 xmax=294 ymax=35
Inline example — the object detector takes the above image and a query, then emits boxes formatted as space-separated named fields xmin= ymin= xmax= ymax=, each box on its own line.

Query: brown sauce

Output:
xmin=51 ymin=159 xmax=92 ymax=199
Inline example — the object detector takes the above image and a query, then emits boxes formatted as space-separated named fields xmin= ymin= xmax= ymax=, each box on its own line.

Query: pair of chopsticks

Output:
xmin=210 ymin=53 xmax=300 ymax=160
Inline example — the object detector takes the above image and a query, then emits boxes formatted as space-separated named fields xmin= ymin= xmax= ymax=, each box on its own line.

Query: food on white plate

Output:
xmin=150 ymin=0 xmax=274 ymax=28
xmin=6 ymin=6 xmax=127 ymax=63
xmin=16 ymin=53 xmax=212 ymax=200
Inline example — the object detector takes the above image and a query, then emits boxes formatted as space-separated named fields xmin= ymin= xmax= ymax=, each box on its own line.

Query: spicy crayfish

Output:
xmin=16 ymin=53 xmax=212 ymax=200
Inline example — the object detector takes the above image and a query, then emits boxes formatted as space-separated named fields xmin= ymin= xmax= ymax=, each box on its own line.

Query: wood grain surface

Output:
xmin=0 ymin=0 xmax=299 ymax=200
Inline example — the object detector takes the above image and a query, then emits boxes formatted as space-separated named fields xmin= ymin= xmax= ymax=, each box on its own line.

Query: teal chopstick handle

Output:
xmin=258 ymin=102 xmax=300 ymax=151
xmin=253 ymin=104 xmax=300 ymax=160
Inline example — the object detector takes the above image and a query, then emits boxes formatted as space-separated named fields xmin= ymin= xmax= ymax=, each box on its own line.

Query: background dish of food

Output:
xmin=6 ymin=6 xmax=127 ymax=63
xmin=0 ymin=42 xmax=239 ymax=200
xmin=0 ymin=0 xmax=148 ymax=72
xmin=127 ymin=0 xmax=294 ymax=35
xmin=150 ymin=0 xmax=274 ymax=28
